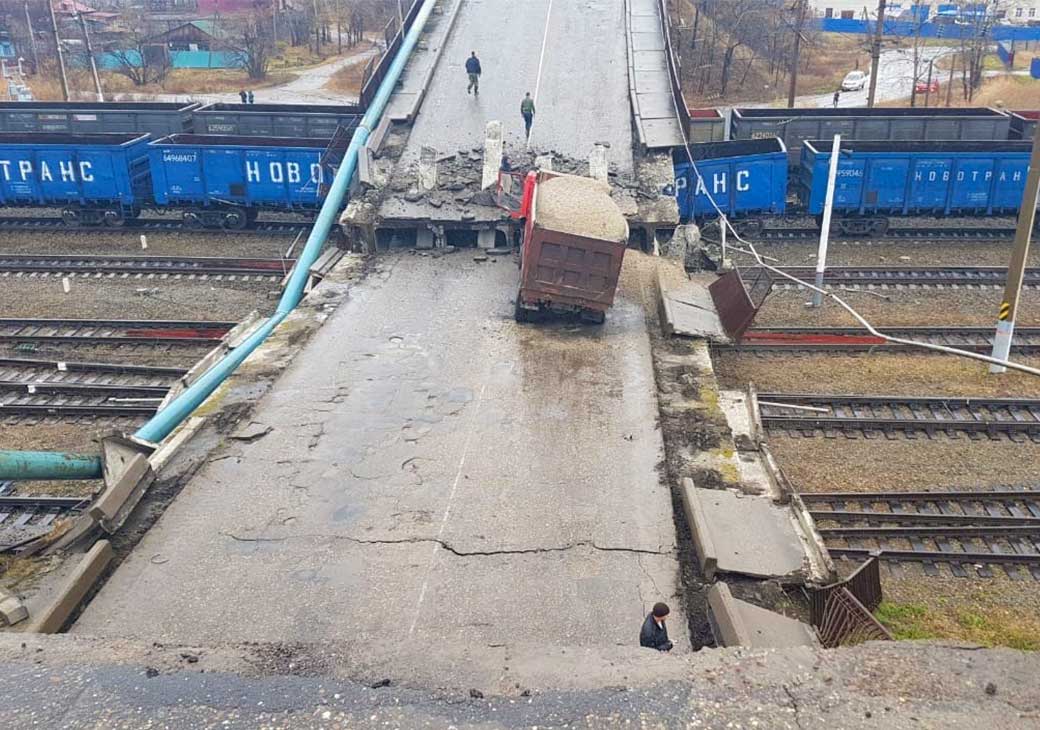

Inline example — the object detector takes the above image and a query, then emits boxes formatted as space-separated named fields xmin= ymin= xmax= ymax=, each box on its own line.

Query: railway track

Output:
xmin=771 ymin=265 xmax=1035 ymax=287
xmin=757 ymin=393 xmax=1040 ymax=441
xmin=0 ymin=495 xmax=90 ymax=552
xmin=755 ymin=226 xmax=1017 ymax=242
xmin=0 ymin=318 xmax=234 ymax=346
xmin=721 ymin=326 xmax=1040 ymax=354
xmin=804 ymin=488 xmax=1040 ymax=580
xmin=0 ymin=357 xmax=185 ymax=387
xmin=0 ymin=254 xmax=295 ymax=279
xmin=0 ymin=216 xmax=308 ymax=236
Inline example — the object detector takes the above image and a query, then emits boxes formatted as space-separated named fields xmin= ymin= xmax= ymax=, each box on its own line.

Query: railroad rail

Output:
xmin=755 ymin=226 xmax=1017 ymax=242
xmin=0 ymin=357 xmax=186 ymax=388
xmin=0 ymin=254 xmax=295 ymax=279
xmin=804 ymin=488 xmax=1040 ymax=580
xmin=0 ymin=495 xmax=89 ymax=552
xmin=0 ymin=216 xmax=308 ymax=236
xmin=721 ymin=326 xmax=1040 ymax=354
xmin=757 ymin=393 xmax=1040 ymax=440
xmin=0 ymin=318 xmax=234 ymax=346
xmin=771 ymin=266 xmax=1036 ymax=287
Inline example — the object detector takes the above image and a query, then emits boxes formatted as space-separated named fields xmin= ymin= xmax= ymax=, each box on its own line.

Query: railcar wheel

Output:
xmin=103 ymin=210 xmax=126 ymax=227
xmin=182 ymin=211 xmax=204 ymax=229
xmin=869 ymin=218 xmax=889 ymax=237
xmin=61 ymin=209 xmax=80 ymax=226
xmin=222 ymin=210 xmax=248 ymax=230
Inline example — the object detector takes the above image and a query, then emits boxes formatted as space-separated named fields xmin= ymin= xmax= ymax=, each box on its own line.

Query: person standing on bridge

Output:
xmin=832 ymin=89 xmax=841 ymax=108
xmin=520 ymin=92 xmax=535 ymax=140
xmin=239 ymin=90 xmax=248 ymax=104
xmin=466 ymin=51 xmax=482 ymax=95
xmin=639 ymin=602 xmax=674 ymax=652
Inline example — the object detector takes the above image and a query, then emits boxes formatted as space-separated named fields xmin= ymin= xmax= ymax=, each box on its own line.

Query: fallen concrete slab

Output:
xmin=708 ymin=582 xmax=819 ymax=648
xmin=30 ymin=540 xmax=113 ymax=633
xmin=657 ymin=269 xmax=728 ymax=341
xmin=680 ymin=478 xmax=807 ymax=582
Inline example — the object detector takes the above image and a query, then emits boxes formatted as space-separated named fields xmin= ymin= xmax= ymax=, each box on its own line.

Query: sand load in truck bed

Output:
xmin=534 ymin=175 xmax=629 ymax=243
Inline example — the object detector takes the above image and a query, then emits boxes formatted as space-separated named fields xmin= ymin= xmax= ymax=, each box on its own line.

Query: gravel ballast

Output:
xmin=0 ymin=229 xmax=297 ymax=258
xmin=0 ymin=278 xmax=277 ymax=321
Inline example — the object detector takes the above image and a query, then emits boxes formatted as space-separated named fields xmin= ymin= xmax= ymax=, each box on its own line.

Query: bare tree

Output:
xmin=228 ymin=9 xmax=276 ymax=80
xmin=103 ymin=13 xmax=170 ymax=87
xmin=956 ymin=0 xmax=1004 ymax=102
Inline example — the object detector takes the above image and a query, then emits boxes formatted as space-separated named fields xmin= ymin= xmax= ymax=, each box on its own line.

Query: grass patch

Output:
xmin=325 ymin=62 xmax=368 ymax=97
xmin=876 ymin=599 xmax=1040 ymax=650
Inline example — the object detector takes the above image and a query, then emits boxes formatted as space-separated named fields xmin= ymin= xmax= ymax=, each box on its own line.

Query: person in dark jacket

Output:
xmin=239 ymin=90 xmax=248 ymax=104
xmin=832 ymin=89 xmax=841 ymax=108
xmin=639 ymin=602 xmax=673 ymax=652
xmin=247 ymin=90 xmax=255 ymax=104
xmin=465 ymin=52 xmax=481 ymax=95
xmin=520 ymin=92 xmax=535 ymax=139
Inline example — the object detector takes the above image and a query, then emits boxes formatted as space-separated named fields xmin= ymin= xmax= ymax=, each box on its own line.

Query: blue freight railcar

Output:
xmin=798 ymin=139 xmax=1035 ymax=235
xmin=0 ymin=132 xmax=151 ymax=226
xmin=673 ymin=138 xmax=788 ymax=222
xmin=148 ymin=134 xmax=335 ymax=229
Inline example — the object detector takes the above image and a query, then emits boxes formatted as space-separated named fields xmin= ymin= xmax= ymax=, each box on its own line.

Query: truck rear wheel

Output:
xmin=514 ymin=296 xmax=529 ymax=323
xmin=581 ymin=310 xmax=606 ymax=325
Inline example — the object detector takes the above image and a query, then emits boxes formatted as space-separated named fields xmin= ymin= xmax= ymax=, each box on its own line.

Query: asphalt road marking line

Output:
xmin=408 ymin=381 xmax=488 ymax=637
xmin=527 ymin=0 xmax=554 ymax=147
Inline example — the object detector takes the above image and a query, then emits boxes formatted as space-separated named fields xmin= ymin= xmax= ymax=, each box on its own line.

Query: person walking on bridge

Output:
xmin=520 ymin=92 xmax=535 ymax=140
xmin=466 ymin=51 xmax=482 ymax=95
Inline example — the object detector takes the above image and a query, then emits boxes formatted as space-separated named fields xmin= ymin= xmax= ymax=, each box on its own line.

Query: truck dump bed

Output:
xmin=516 ymin=173 xmax=629 ymax=322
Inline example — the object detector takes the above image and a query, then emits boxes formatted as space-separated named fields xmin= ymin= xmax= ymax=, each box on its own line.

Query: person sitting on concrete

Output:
xmin=521 ymin=93 xmax=535 ymax=139
xmin=639 ymin=602 xmax=674 ymax=652
xmin=466 ymin=52 xmax=482 ymax=95
xmin=239 ymin=90 xmax=248 ymax=104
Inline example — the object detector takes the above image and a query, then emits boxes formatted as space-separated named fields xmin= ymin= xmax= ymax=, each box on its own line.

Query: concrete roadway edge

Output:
xmin=14 ymin=255 xmax=369 ymax=635
xmin=389 ymin=0 xmax=467 ymax=125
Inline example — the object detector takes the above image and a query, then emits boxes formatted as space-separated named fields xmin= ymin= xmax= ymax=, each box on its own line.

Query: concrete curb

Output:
xmin=393 ymin=0 xmax=466 ymax=123
xmin=679 ymin=477 xmax=718 ymax=580
xmin=706 ymin=582 xmax=753 ymax=647
xmin=30 ymin=540 xmax=113 ymax=633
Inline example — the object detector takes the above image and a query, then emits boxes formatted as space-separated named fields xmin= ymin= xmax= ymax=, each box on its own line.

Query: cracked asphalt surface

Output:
xmin=75 ymin=253 xmax=685 ymax=687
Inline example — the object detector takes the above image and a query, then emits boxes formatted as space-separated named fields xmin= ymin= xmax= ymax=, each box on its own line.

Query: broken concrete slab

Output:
xmin=89 ymin=453 xmax=155 ymax=533
xmin=419 ymin=146 xmax=439 ymax=191
xmin=589 ymin=144 xmax=609 ymax=183
xmin=658 ymin=271 xmax=728 ymax=341
xmin=708 ymin=582 xmax=819 ymax=648
xmin=0 ymin=589 xmax=28 ymax=626
xmin=680 ymin=478 xmax=807 ymax=582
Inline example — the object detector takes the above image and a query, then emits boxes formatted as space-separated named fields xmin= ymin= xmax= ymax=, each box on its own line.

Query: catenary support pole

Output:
xmin=78 ymin=12 xmax=103 ymax=102
xmin=813 ymin=135 xmax=841 ymax=308
xmin=989 ymin=120 xmax=1040 ymax=373
xmin=866 ymin=0 xmax=886 ymax=108
xmin=47 ymin=0 xmax=69 ymax=101
xmin=0 ymin=0 xmax=441 ymax=480
xmin=24 ymin=2 xmax=39 ymax=76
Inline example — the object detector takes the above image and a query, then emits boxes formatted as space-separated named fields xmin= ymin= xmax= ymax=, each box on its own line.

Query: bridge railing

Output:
xmin=360 ymin=0 xmax=425 ymax=108
xmin=657 ymin=0 xmax=690 ymax=139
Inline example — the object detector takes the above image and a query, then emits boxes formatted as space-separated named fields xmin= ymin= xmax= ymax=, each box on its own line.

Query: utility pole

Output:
xmin=24 ymin=2 xmax=39 ymax=75
xmin=46 ymin=0 xmax=69 ymax=101
xmin=77 ymin=13 xmax=103 ymax=102
xmin=989 ymin=121 xmax=1040 ymax=373
xmin=866 ymin=0 xmax=886 ymax=108
xmin=923 ymin=58 xmax=934 ymax=107
xmin=945 ymin=51 xmax=957 ymax=107
xmin=787 ymin=0 xmax=807 ymax=108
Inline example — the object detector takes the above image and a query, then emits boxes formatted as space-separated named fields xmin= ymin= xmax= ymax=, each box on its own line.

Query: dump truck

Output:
xmin=512 ymin=170 xmax=629 ymax=324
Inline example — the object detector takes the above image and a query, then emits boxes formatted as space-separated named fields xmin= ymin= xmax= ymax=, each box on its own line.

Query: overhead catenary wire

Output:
xmin=665 ymin=88 xmax=1040 ymax=378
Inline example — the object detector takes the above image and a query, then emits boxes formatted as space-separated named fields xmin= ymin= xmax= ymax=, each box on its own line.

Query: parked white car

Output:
xmin=841 ymin=70 xmax=869 ymax=91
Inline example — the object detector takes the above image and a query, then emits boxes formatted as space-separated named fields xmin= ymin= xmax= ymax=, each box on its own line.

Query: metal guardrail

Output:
xmin=657 ymin=0 xmax=691 ymax=137
xmin=809 ymin=556 xmax=892 ymax=648
xmin=360 ymin=0 xmax=425 ymax=108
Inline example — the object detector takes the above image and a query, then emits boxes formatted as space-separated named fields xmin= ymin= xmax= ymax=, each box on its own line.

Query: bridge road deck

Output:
xmin=74 ymin=255 xmax=686 ymax=683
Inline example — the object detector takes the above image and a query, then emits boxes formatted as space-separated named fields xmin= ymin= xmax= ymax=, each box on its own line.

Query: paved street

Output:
xmin=797 ymin=46 xmax=953 ymax=107
xmin=399 ymin=0 xmax=634 ymax=172
xmin=76 ymin=254 xmax=685 ymax=685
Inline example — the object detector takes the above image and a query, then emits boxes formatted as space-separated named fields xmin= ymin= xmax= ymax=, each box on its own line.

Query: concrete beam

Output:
xmin=30 ymin=540 xmax=114 ymax=633
xmin=680 ymin=477 xmax=718 ymax=580
xmin=418 ymin=145 xmax=438 ymax=191
xmin=708 ymin=582 xmax=820 ymax=649
xmin=89 ymin=451 xmax=155 ymax=534
xmin=481 ymin=120 xmax=503 ymax=190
